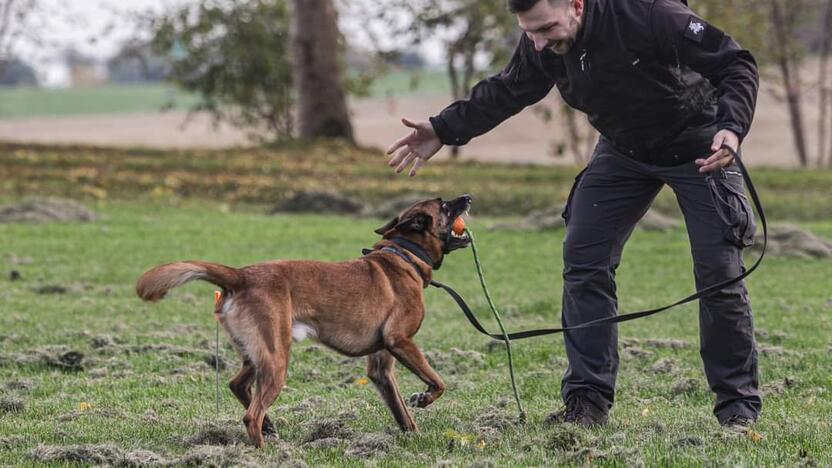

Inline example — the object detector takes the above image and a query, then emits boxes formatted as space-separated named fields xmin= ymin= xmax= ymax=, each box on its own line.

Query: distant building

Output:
xmin=395 ymin=51 xmax=426 ymax=70
xmin=107 ymin=42 xmax=168 ymax=84
xmin=0 ymin=58 xmax=39 ymax=86
xmin=64 ymin=48 xmax=107 ymax=86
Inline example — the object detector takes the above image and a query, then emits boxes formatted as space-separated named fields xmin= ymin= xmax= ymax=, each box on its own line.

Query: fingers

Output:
xmin=711 ymin=132 xmax=727 ymax=152
xmin=395 ymin=151 xmax=417 ymax=174
xmin=386 ymin=118 xmax=421 ymax=154
xmin=698 ymin=129 xmax=739 ymax=172
xmin=388 ymin=145 xmax=410 ymax=167
xmin=712 ymin=129 xmax=739 ymax=152
xmin=387 ymin=132 xmax=412 ymax=155
xmin=409 ymin=157 xmax=426 ymax=177
xmin=401 ymin=117 xmax=420 ymax=130
xmin=387 ymin=117 xmax=435 ymax=176
xmin=695 ymin=148 xmax=734 ymax=173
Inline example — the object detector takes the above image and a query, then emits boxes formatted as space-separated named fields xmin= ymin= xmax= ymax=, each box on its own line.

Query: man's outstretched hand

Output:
xmin=696 ymin=129 xmax=740 ymax=173
xmin=386 ymin=118 xmax=444 ymax=177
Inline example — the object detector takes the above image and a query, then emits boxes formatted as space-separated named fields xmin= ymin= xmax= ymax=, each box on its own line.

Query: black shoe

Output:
xmin=546 ymin=391 xmax=609 ymax=427
xmin=720 ymin=414 xmax=755 ymax=431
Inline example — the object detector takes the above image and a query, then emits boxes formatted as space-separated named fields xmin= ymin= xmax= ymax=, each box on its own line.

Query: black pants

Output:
xmin=560 ymin=137 xmax=761 ymax=423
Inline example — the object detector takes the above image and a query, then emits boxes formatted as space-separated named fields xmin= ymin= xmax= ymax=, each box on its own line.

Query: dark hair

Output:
xmin=506 ymin=0 xmax=564 ymax=14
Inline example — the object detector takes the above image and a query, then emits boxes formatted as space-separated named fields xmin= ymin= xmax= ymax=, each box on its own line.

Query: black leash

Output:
xmin=432 ymin=145 xmax=767 ymax=341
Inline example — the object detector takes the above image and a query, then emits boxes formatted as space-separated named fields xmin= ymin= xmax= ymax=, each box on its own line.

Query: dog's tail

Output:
xmin=136 ymin=261 xmax=243 ymax=302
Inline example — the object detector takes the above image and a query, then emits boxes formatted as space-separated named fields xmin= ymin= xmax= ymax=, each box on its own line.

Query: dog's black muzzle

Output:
xmin=442 ymin=194 xmax=472 ymax=253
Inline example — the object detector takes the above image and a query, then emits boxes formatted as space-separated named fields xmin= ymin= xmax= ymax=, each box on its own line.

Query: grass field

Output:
xmin=3 ymin=140 xmax=832 ymax=221
xmin=0 ymin=84 xmax=202 ymax=119
xmin=0 ymin=71 xmax=450 ymax=120
xmin=1 ymin=142 xmax=831 ymax=466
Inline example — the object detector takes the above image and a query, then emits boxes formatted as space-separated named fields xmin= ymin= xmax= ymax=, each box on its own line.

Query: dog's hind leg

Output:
xmin=243 ymin=302 xmax=291 ymax=449
xmin=244 ymin=350 xmax=288 ymax=448
xmin=229 ymin=359 xmax=276 ymax=437
xmin=385 ymin=335 xmax=445 ymax=409
xmin=367 ymin=350 xmax=418 ymax=432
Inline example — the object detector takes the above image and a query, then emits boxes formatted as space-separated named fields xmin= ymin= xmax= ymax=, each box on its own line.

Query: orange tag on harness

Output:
xmin=214 ymin=290 xmax=222 ymax=305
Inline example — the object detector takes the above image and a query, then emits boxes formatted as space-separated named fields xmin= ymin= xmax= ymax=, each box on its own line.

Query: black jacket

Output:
xmin=429 ymin=0 xmax=759 ymax=159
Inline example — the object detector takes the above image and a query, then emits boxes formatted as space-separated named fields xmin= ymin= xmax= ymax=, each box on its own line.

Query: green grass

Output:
xmin=364 ymin=69 xmax=450 ymax=99
xmin=1 ymin=142 xmax=831 ymax=465
xmin=0 ymin=70 xmax=450 ymax=120
xmin=1 ymin=199 xmax=831 ymax=466
xmin=0 ymin=84 xmax=201 ymax=119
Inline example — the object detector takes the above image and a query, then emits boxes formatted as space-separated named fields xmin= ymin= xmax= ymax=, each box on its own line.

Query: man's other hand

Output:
xmin=696 ymin=129 xmax=740 ymax=173
xmin=386 ymin=118 xmax=444 ymax=177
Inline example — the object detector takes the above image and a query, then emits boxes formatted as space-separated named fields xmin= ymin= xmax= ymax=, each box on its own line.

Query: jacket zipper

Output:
xmin=578 ymin=48 xmax=593 ymax=85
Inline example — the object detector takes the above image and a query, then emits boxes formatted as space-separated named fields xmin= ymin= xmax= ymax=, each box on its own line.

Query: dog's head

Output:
xmin=374 ymin=195 xmax=472 ymax=269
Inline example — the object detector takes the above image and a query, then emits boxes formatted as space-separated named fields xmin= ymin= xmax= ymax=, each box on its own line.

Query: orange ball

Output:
xmin=452 ymin=217 xmax=466 ymax=235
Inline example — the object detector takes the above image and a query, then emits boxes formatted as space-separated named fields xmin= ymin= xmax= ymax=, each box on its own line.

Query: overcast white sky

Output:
xmin=16 ymin=0 xmax=190 ymax=85
xmin=21 ymin=0 xmax=445 ymax=87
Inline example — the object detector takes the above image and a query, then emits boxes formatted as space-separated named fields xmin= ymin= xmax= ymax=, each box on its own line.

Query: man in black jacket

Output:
xmin=387 ymin=0 xmax=760 ymax=429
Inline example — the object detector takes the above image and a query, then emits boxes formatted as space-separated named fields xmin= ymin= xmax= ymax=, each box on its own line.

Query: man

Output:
xmin=386 ymin=0 xmax=760 ymax=429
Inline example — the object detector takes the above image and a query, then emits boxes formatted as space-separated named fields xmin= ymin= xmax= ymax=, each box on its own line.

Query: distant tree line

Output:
xmin=4 ymin=0 xmax=832 ymax=166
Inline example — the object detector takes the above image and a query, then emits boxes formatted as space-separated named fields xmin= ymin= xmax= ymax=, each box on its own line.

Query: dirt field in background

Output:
xmin=0 ymin=82 xmax=819 ymax=168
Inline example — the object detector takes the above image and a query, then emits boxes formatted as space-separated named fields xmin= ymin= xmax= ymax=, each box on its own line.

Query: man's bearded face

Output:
xmin=517 ymin=0 xmax=584 ymax=55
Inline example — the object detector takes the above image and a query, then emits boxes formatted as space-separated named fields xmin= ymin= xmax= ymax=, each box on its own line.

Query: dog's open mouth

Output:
xmin=444 ymin=195 xmax=472 ymax=251
xmin=449 ymin=216 xmax=470 ymax=246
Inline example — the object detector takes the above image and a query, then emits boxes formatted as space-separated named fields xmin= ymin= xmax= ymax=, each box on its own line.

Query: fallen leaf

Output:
xmin=746 ymin=429 xmax=764 ymax=443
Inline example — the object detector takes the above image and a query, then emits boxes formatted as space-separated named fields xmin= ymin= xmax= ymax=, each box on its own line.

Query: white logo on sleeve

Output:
xmin=689 ymin=21 xmax=705 ymax=35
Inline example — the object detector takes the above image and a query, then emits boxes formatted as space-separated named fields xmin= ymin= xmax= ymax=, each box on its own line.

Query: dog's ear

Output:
xmin=375 ymin=216 xmax=399 ymax=235
xmin=375 ymin=212 xmax=434 ymax=236
xmin=396 ymin=212 xmax=433 ymax=233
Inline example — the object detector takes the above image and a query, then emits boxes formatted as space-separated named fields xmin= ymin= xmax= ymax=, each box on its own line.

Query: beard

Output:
xmin=546 ymin=16 xmax=581 ymax=55
xmin=547 ymin=38 xmax=575 ymax=55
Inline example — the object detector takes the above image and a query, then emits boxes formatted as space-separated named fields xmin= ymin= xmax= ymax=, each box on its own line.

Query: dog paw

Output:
xmin=262 ymin=419 xmax=277 ymax=437
xmin=409 ymin=392 xmax=431 ymax=408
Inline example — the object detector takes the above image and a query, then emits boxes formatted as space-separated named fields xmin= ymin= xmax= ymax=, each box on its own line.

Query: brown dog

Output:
xmin=135 ymin=195 xmax=472 ymax=448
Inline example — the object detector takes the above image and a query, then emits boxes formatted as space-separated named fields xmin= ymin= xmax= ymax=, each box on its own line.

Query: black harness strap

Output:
xmin=390 ymin=237 xmax=436 ymax=268
xmin=362 ymin=239 xmax=435 ymax=284
xmin=432 ymin=145 xmax=767 ymax=341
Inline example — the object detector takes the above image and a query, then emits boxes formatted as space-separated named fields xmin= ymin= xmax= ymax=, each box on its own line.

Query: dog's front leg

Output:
xmin=385 ymin=335 xmax=445 ymax=409
xmin=367 ymin=350 xmax=418 ymax=431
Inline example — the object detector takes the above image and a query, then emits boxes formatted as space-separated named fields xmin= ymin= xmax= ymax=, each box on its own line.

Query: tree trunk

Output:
xmin=819 ymin=0 xmax=832 ymax=166
xmin=289 ymin=0 xmax=353 ymax=141
xmin=771 ymin=0 xmax=809 ymax=167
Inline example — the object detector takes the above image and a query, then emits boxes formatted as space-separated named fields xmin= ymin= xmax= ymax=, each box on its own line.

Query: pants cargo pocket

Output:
xmin=705 ymin=168 xmax=756 ymax=248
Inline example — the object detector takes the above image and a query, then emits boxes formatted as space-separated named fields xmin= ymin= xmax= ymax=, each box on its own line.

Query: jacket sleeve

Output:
xmin=650 ymin=0 xmax=759 ymax=141
xmin=429 ymin=35 xmax=556 ymax=146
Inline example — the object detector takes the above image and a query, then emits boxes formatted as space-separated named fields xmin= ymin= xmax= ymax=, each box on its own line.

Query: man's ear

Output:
xmin=375 ymin=216 xmax=399 ymax=235
xmin=396 ymin=212 xmax=433 ymax=233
